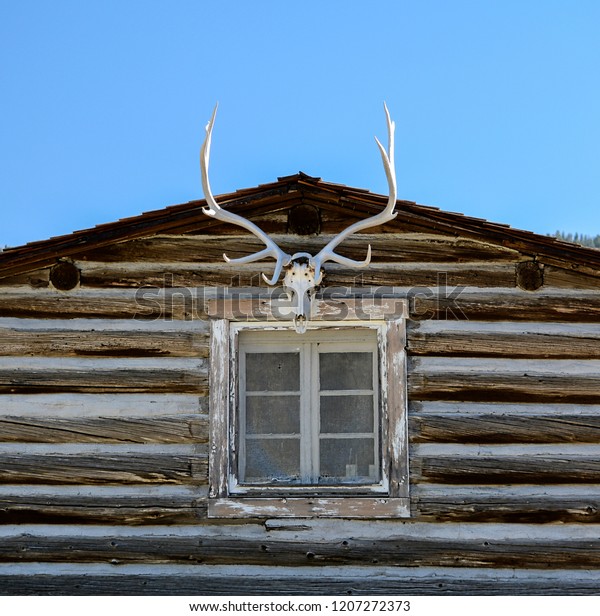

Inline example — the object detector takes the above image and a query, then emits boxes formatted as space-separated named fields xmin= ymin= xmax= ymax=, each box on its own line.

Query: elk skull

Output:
xmin=280 ymin=253 xmax=322 ymax=334
xmin=200 ymin=104 xmax=397 ymax=333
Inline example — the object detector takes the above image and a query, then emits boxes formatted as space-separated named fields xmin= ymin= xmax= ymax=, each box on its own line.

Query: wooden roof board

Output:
xmin=1 ymin=173 xmax=599 ymax=279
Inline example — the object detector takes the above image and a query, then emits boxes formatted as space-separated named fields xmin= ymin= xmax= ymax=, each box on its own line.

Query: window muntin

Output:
xmin=236 ymin=328 xmax=381 ymax=493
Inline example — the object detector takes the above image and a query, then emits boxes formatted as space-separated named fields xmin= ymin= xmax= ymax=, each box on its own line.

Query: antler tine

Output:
xmin=311 ymin=103 xmax=397 ymax=282
xmin=200 ymin=104 xmax=291 ymax=285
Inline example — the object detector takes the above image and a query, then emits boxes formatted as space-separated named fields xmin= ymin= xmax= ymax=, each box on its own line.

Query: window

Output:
xmin=208 ymin=299 xmax=409 ymax=518
xmin=238 ymin=329 xmax=381 ymax=491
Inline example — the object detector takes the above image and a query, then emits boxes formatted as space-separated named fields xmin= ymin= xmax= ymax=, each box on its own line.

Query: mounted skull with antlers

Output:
xmin=200 ymin=104 xmax=397 ymax=333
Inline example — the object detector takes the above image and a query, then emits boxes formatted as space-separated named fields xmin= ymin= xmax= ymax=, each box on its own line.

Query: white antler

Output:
xmin=200 ymin=103 xmax=398 ymax=333
xmin=200 ymin=104 xmax=292 ymax=285
xmin=310 ymin=103 xmax=397 ymax=282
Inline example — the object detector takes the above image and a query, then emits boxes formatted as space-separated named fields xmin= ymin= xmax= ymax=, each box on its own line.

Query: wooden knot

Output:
xmin=49 ymin=261 xmax=80 ymax=291
xmin=516 ymin=261 xmax=543 ymax=291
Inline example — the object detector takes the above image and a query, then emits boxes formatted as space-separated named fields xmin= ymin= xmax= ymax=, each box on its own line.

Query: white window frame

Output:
xmin=207 ymin=298 xmax=409 ymax=518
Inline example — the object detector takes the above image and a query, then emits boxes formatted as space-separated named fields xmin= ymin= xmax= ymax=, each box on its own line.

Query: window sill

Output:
xmin=208 ymin=497 xmax=410 ymax=519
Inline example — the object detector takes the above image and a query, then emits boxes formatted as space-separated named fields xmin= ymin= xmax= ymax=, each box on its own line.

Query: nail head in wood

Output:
xmin=49 ymin=261 xmax=80 ymax=291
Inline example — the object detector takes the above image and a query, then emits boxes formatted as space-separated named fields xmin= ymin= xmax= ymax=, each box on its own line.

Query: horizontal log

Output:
xmin=412 ymin=484 xmax=600 ymax=523
xmin=0 ymin=486 xmax=205 ymax=525
xmin=75 ymin=234 xmax=521 ymax=265
xmin=0 ymin=414 xmax=207 ymax=444
xmin=1 ymin=522 xmax=599 ymax=569
xmin=409 ymin=402 xmax=600 ymax=443
xmin=0 ymin=327 xmax=208 ymax=357
xmin=409 ymin=358 xmax=600 ymax=403
xmin=544 ymin=265 xmax=600 ymax=290
xmin=73 ymin=261 xmax=516 ymax=289
xmin=0 ymin=289 xmax=208 ymax=320
xmin=0 ymin=357 xmax=206 ymax=394
xmin=411 ymin=291 xmax=600 ymax=321
xmin=0 ymin=393 xmax=208 ymax=417
xmin=407 ymin=321 xmax=600 ymax=358
xmin=0 ymin=444 xmax=207 ymax=485
xmin=0 ymin=317 xmax=209 ymax=331
xmin=414 ymin=444 xmax=600 ymax=484
xmin=0 ymin=563 xmax=598 ymax=595
xmin=2 ymin=287 xmax=598 ymax=322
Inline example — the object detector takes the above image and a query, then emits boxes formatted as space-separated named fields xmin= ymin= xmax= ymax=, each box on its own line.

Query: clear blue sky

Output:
xmin=2 ymin=1 xmax=600 ymax=248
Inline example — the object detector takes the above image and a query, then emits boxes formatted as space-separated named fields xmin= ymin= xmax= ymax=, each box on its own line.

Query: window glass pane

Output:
xmin=246 ymin=395 xmax=300 ymax=434
xmin=319 ymin=437 xmax=378 ymax=482
xmin=244 ymin=438 xmax=300 ymax=482
xmin=319 ymin=352 xmax=373 ymax=390
xmin=320 ymin=395 xmax=374 ymax=433
xmin=246 ymin=352 xmax=300 ymax=391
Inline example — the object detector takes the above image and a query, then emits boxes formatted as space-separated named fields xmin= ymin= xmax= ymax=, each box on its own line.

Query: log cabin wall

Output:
xmin=0 ymin=177 xmax=599 ymax=595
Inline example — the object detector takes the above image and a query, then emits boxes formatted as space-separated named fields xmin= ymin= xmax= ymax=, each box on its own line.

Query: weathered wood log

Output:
xmin=1 ymin=563 xmax=598 ymax=595
xmin=411 ymin=291 xmax=600 ymax=322
xmin=0 ymin=486 xmax=205 ymax=525
xmin=0 ymin=289 xmax=208 ymax=320
xmin=0 ymin=393 xmax=209 ymax=417
xmin=544 ymin=265 xmax=600 ymax=290
xmin=70 ymin=261 xmax=516 ymax=289
xmin=0 ymin=268 xmax=51 ymax=289
xmin=1 ymin=522 xmax=599 ymax=569
xmin=0 ymin=325 xmax=208 ymax=357
xmin=0 ymin=357 xmax=207 ymax=394
xmin=2 ymin=288 xmax=599 ymax=322
xmin=74 ymin=234 xmax=521 ymax=265
xmin=409 ymin=358 xmax=600 ymax=403
xmin=0 ymin=415 xmax=207 ymax=444
xmin=0 ymin=445 xmax=207 ymax=485
xmin=5 ymin=461 xmax=597 ymax=524
xmin=409 ymin=402 xmax=600 ymax=443
xmin=407 ymin=321 xmax=600 ymax=359
xmin=411 ymin=484 xmax=600 ymax=523
xmin=414 ymin=444 xmax=600 ymax=484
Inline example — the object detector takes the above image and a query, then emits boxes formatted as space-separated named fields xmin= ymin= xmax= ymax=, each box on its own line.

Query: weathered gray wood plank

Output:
xmin=0 ymin=486 xmax=206 ymax=525
xmin=0 ymin=445 xmax=207 ymax=485
xmin=75 ymin=234 xmax=521 ymax=265
xmin=544 ymin=265 xmax=600 ymax=290
xmin=0 ymin=289 xmax=206 ymax=320
xmin=3 ymin=288 xmax=599 ymax=321
xmin=4 ymin=481 xmax=597 ymax=525
xmin=386 ymin=317 xmax=409 ymax=497
xmin=0 ymin=357 xmax=207 ymax=394
xmin=1 ymin=522 xmax=599 ymax=569
xmin=409 ymin=358 xmax=600 ymax=403
xmin=71 ymin=261 xmax=516 ymax=289
xmin=414 ymin=444 xmax=600 ymax=484
xmin=0 ymin=393 xmax=208 ymax=417
xmin=0 ymin=415 xmax=207 ymax=443
xmin=412 ymin=484 xmax=600 ymax=523
xmin=411 ymin=291 xmax=600 ymax=322
xmin=209 ymin=319 xmax=229 ymax=499
xmin=1 ymin=564 xmax=598 ymax=595
xmin=0 ymin=328 xmax=208 ymax=357
xmin=409 ymin=401 xmax=600 ymax=443
xmin=407 ymin=321 xmax=600 ymax=358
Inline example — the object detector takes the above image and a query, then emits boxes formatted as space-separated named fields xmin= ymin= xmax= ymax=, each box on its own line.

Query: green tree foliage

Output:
xmin=550 ymin=231 xmax=600 ymax=249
